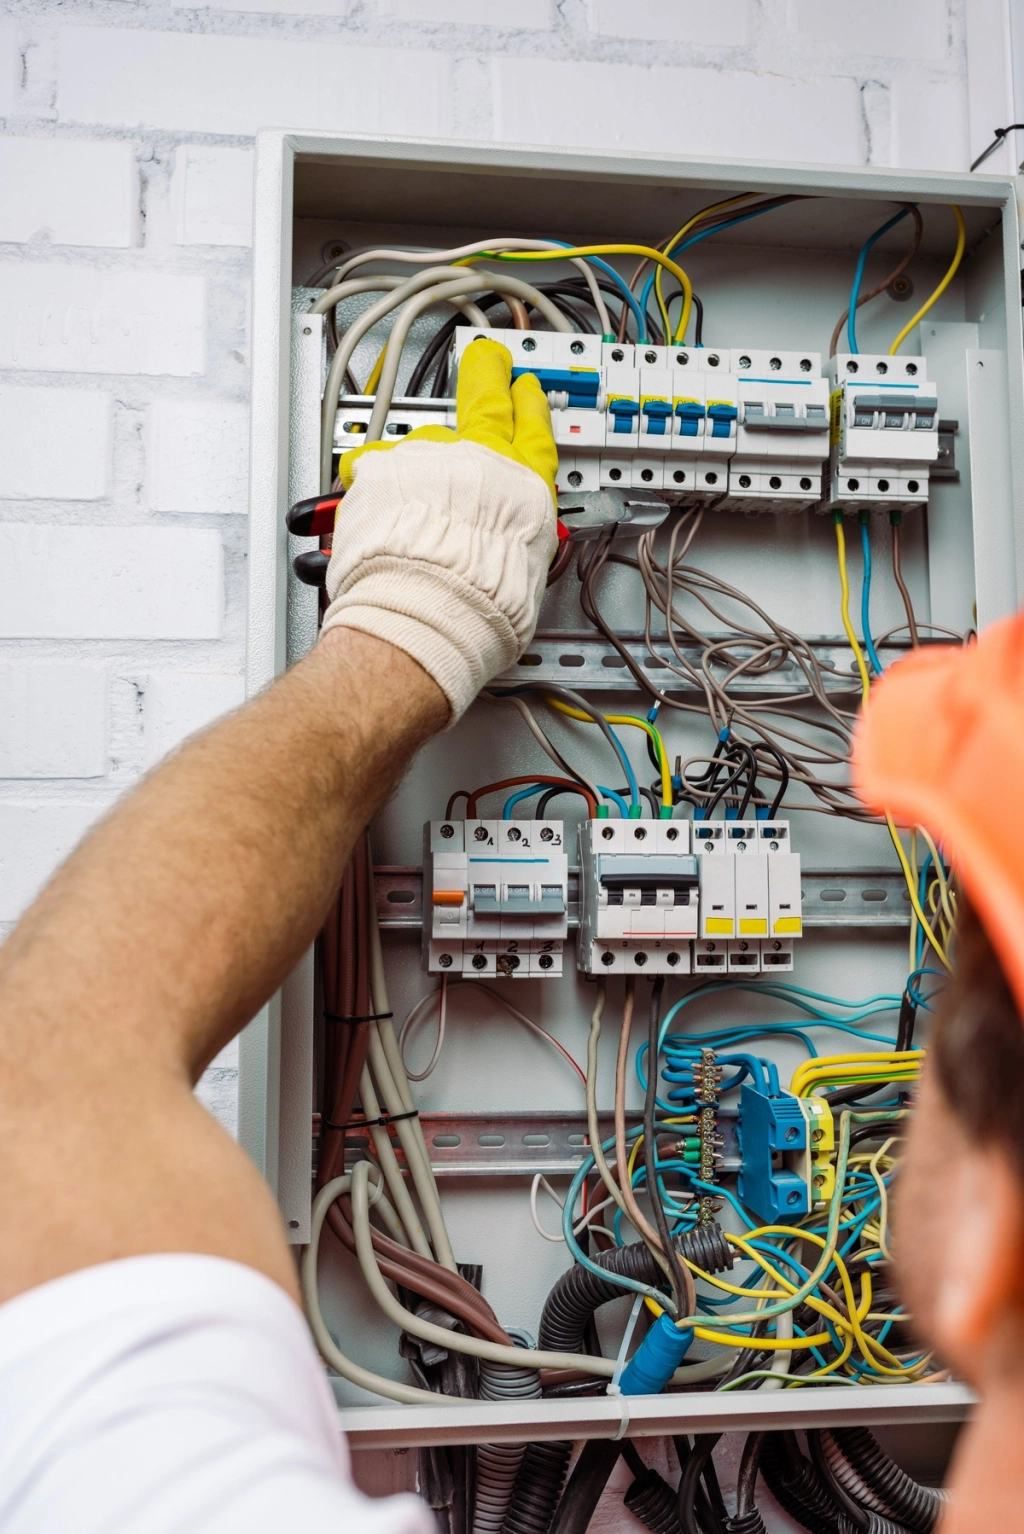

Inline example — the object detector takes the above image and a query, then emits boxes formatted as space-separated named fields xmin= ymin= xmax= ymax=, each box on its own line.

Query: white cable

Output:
xmin=365 ymin=271 xmax=573 ymax=441
xmin=365 ymin=866 xmax=457 ymax=1272
xmin=358 ymin=1063 xmax=432 ymax=1261
xmin=758 ymin=1307 xmax=793 ymax=1390
xmin=399 ymin=978 xmax=448 ymax=1082
xmin=482 ymin=693 xmax=601 ymax=805
xmin=529 ymin=1173 xmax=614 ymax=1244
xmin=331 ymin=238 xmax=612 ymax=336
xmin=303 ymin=1173 xmax=470 ymax=1406
xmin=319 ymin=264 xmax=493 ymax=488
xmin=349 ymin=1160 xmax=726 ymax=1384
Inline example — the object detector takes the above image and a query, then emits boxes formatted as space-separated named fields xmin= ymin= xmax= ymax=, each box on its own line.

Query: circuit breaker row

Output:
xmin=423 ymin=817 xmax=802 ymax=978
xmin=333 ymin=331 xmax=940 ymax=516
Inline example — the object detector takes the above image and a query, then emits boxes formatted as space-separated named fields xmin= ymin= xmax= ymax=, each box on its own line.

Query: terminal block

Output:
xmin=578 ymin=819 xmax=696 ymax=975
xmin=693 ymin=819 xmax=801 ymax=974
xmin=825 ymin=353 xmax=939 ymax=512
xmin=738 ymin=1086 xmax=835 ymax=1223
xmin=423 ymin=819 xmax=568 ymax=978
xmin=728 ymin=349 xmax=830 ymax=511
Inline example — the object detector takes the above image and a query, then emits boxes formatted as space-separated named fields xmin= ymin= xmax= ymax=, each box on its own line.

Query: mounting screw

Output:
xmin=440 ymin=823 xmax=454 ymax=839
xmin=888 ymin=273 xmax=914 ymax=303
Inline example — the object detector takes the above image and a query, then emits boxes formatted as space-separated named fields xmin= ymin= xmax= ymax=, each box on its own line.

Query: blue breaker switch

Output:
xmin=642 ymin=399 xmax=673 ymax=436
xmin=737 ymin=1084 xmax=810 ymax=1223
xmin=674 ymin=400 xmax=705 ymax=438
xmin=609 ymin=397 xmax=640 ymax=434
xmin=706 ymin=402 xmax=738 ymax=440
xmin=616 ymin=1310 xmax=693 ymax=1395
xmin=510 ymin=366 xmax=601 ymax=405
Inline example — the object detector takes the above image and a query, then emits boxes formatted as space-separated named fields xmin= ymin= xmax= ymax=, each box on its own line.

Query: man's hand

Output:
xmin=322 ymin=336 xmax=559 ymax=721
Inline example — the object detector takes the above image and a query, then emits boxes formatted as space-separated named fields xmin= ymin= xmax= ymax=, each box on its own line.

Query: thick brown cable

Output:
xmin=829 ymin=204 xmax=924 ymax=357
xmin=505 ymin=294 xmax=530 ymax=330
xmin=324 ymin=1200 xmax=512 ymax=1344
xmin=890 ymin=523 xmax=920 ymax=647
xmin=546 ymin=537 xmax=575 ymax=586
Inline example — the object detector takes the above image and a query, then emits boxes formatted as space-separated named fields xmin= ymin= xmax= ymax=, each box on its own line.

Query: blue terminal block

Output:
xmin=737 ymin=1084 xmax=810 ymax=1223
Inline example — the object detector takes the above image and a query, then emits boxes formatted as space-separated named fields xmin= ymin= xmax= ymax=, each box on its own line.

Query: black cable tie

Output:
xmin=321 ymin=1108 xmax=420 ymax=1133
xmin=323 ymin=1010 xmax=394 ymax=1026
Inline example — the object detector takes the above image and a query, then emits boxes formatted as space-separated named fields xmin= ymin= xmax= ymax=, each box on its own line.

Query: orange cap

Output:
xmin=853 ymin=612 xmax=1024 ymax=1014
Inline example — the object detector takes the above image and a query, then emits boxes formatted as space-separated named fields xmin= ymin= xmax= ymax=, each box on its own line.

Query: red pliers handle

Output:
xmin=286 ymin=493 xmax=342 ymax=539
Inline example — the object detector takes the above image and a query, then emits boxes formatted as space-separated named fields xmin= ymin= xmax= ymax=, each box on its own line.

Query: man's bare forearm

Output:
xmin=0 ymin=631 xmax=446 ymax=1299
xmin=0 ymin=630 xmax=445 ymax=1082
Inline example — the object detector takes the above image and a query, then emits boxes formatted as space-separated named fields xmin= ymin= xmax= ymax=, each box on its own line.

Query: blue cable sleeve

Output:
xmin=502 ymin=783 xmax=547 ymax=819
xmin=860 ymin=520 xmax=885 ymax=676
xmin=598 ymin=785 xmax=631 ymax=819
xmin=847 ymin=207 xmax=910 ymax=354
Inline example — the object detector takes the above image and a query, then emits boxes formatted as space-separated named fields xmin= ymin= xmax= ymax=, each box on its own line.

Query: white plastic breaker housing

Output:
xmin=578 ymin=818 xmax=696 ymax=976
xmin=728 ymin=348 xmax=831 ymax=511
xmin=423 ymin=818 xmax=569 ymax=979
xmin=451 ymin=328 xmax=733 ymax=501
xmin=825 ymin=353 xmax=939 ymax=512
xmin=694 ymin=818 xmax=801 ymax=974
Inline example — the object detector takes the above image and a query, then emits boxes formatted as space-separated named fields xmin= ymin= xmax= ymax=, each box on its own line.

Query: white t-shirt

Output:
xmin=0 ymin=1254 xmax=435 ymax=1534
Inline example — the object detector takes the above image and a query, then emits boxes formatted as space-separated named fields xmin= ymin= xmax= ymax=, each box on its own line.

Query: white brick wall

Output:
xmin=0 ymin=0 xmax=1014 ymax=1137
xmin=148 ymin=400 xmax=250 ymax=514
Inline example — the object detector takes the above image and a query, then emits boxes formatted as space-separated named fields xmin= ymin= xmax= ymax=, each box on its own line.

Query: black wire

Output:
xmin=735 ymin=1429 xmax=760 ymax=1515
xmin=896 ymin=990 xmax=918 ymax=1052
xmin=825 ymin=1079 xmax=902 ymax=1108
xmin=676 ymin=1436 xmax=724 ymax=1534
xmin=971 ymin=124 xmax=1024 ymax=171
xmin=666 ymin=290 xmax=704 ymax=347
xmin=535 ymin=786 xmax=588 ymax=819
xmin=644 ymin=978 xmax=688 ymax=1315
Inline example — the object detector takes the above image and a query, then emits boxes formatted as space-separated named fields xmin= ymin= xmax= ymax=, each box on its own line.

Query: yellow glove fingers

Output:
xmin=510 ymin=372 xmax=559 ymax=504
xmin=456 ymin=336 xmax=515 ymax=447
xmin=337 ymin=425 xmax=458 ymax=489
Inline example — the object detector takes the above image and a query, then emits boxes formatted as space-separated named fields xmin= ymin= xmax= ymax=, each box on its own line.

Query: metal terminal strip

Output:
xmin=496 ymin=629 xmax=919 ymax=692
xmin=376 ymin=867 xmax=912 ymax=930
xmin=318 ymin=1110 xmax=741 ymax=1178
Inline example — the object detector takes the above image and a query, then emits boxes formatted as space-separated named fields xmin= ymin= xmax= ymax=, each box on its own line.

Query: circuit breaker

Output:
xmin=694 ymin=819 xmax=800 ymax=975
xmin=577 ymin=819 xmax=697 ymax=975
xmin=825 ymin=352 xmax=939 ymax=511
xmin=423 ymin=818 xmax=569 ymax=978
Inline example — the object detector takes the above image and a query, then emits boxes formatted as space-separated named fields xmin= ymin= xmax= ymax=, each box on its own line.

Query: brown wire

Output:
xmin=829 ymin=204 xmax=924 ymax=357
xmin=890 ymin=522 xmax=920 ymax=647
xmin=466 ymin=775 xmax=597 ymax=819
xmin=324 ymin=1199 xmax=512 ymax=1344
xmin=546 ymin=537 xmax=575 ymax=586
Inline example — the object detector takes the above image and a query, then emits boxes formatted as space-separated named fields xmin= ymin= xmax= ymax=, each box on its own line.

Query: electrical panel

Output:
xmin=254 ymin=135 xmax=1022 ymax=1466
xmin=424 ymin=818 xmax=569 ymax=977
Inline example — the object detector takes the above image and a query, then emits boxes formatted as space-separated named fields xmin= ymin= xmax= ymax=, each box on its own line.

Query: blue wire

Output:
xmin=847 ymin=207 xmax=911 ymax=354
xmin=546 ymin=242 xmax=647 ymax=341
xmin=598 ymin=785 xmax=631 ymax=819
xmin=860 ymin=519 xmax=885 ymax=677
xmin=638 ymin=201 xmax=793 ymax=343
xmin=502 ymin=783 xmax=546 ymax=819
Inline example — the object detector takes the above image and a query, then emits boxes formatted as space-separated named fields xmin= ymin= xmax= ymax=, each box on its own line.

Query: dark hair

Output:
xmin=932 ymin=895 xmax=1024 ymax=1180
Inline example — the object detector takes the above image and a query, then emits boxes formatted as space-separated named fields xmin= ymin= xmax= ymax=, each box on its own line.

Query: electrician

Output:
xmin=0 ymin=338 xmax=558 ymax=1531
xmin=854 ymin=619 xmax=1024 ymax=1534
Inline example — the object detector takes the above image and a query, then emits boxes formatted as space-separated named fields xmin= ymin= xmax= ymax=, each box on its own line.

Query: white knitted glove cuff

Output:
xmin=321 ymin=440 xmax=557 ymax=720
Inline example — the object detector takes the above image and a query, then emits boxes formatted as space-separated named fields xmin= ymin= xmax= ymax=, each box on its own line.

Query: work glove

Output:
xmin=321 ymin=336 xmax=559 ymax=721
